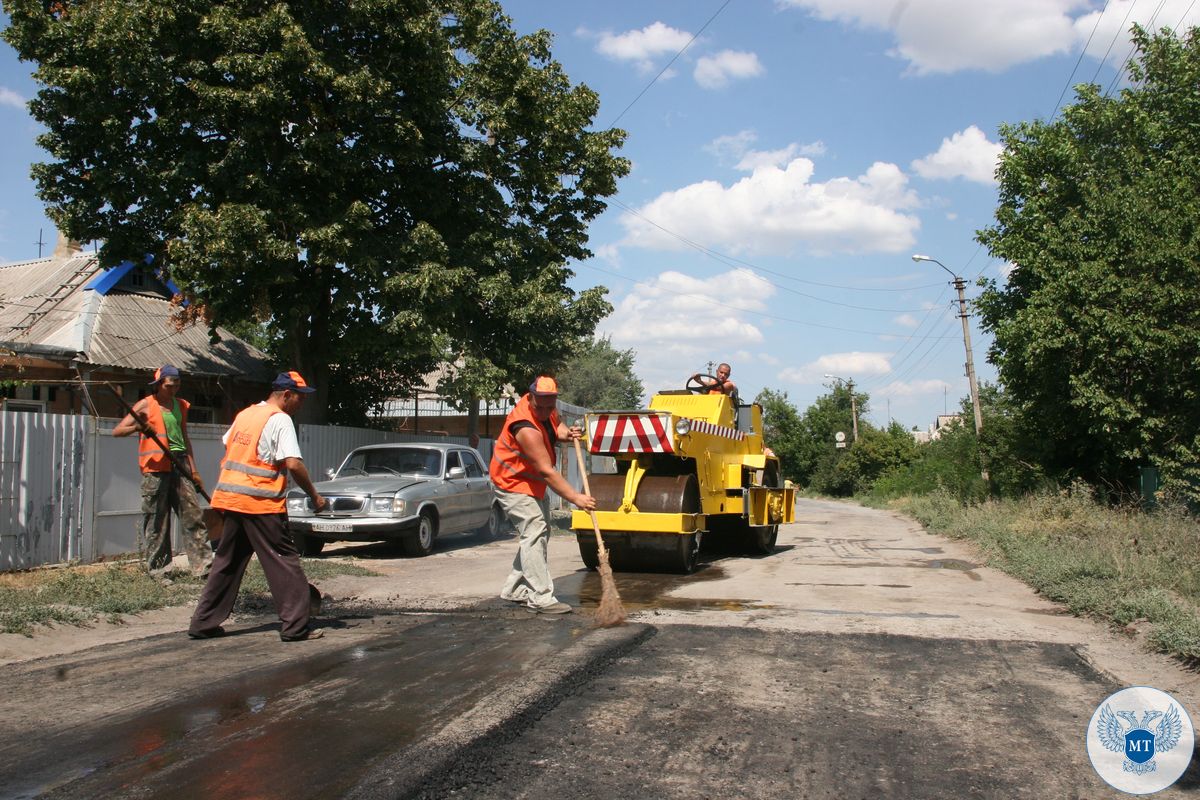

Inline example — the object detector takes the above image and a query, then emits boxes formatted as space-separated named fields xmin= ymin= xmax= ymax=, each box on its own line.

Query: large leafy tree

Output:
xmin=556 ymin=336 xmax=643 ymax=409
xmin=4 ymin=0 xmax=628 ymax=422
xmin=755 ymin=388 xmax=805 ymax=481
xmin=976 ymin=25 xmax=1200 ymax=497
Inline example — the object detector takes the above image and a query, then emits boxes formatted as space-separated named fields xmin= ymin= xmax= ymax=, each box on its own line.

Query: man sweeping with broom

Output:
xmin=492 ymin=376 xmax=597 ymax=615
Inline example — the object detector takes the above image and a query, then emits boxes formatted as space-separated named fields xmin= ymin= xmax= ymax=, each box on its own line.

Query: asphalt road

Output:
xmin=2 ymin=499 xmax=1199 ymax=799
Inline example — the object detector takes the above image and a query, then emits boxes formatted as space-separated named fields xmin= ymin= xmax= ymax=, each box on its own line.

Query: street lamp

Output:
xmin=911 ymin=254 xmax=984 ymax=439
xmin=823 ymin=373 xmax=858 ymax=442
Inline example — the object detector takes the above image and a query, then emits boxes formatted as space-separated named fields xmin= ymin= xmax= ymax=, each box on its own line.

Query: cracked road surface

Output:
xmin=2 ymin=499 xmax=1199 ymax=798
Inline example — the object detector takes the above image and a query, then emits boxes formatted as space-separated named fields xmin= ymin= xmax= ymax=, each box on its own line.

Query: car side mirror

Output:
xmin=326 ymin=468 xmax=336 ymax=479
xmin=447 ymin=466 xmax=466 ymax=479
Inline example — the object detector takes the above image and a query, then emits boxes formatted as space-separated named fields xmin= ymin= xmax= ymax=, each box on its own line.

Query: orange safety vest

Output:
xmin=138 ymin=396 xmax=190 ymax=473
xmin=489 ymin=394 xmax=559 ymax=499
xmin=210 ymin=404 xmax=288 ymax=514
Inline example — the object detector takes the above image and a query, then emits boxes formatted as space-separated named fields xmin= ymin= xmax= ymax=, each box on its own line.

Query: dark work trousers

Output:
xmin=188 ymin=511 xmax=310 ymax=638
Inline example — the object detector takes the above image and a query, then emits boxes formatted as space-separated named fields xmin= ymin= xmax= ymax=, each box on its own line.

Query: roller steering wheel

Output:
xmin=687 ymin=373 xmax=720 ymax=394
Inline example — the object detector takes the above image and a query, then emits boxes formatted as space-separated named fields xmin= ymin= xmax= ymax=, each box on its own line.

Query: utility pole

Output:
xmin=912 ymin=255 xmax=983 ymax=436
xmin=913 ymin=254 xmax=987 ymax=482
xmin=848 ymin=378 xmax=858 ymax=442
xmin=35 ymin=229 xmax=45 ymax=258
xmin=823 ymin=373 xmax=858 ymax=442
xmin=951 ymin=275 xmax=984 ymax=437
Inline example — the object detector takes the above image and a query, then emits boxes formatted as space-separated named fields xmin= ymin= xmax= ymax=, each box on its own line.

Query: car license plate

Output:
xmin=312 ymin=521 xmax=352 ymax=533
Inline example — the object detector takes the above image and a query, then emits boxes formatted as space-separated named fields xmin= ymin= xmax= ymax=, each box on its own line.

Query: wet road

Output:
xmin=4 ymin=499 xmax=1200 ymax=798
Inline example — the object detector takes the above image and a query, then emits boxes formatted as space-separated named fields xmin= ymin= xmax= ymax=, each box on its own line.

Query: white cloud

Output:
xmin=705 ymin=131 xmax=826 ymax=171
xmin=874 ymin=378 xmax=951 ymax=398
xmin=596 ymin=22 xmax=693 ymax=71
xmin=779 ymin=0 xmax=1088 ymax=74
xmin=911 ymin=125 xmax=1002 ymax=185
xmin=598 ymin=269 xmax=771 ymax=393
xmin=593 ymin=242 xmax=622 ymax=267
xmin=621 ymin=158 xmax=921 ymax=256
xmin=694 ymin=50 xmax=765 ymax=89
xmin=778 ymin=352 xmax=894 ymax=384
xmin=894 ymin=313 xmax=920 ymax=329
xmin=0 ymin=87 xmax=27 ymax=110
xmin=1076 ymin=1 xmax=1200 ymax=68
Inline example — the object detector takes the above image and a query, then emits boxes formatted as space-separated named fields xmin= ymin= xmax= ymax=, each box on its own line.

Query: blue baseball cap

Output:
xmin=271 ymin=371 xmax=316 ymax=393
xmin=149 ymin=364 xmax=180 ymax=385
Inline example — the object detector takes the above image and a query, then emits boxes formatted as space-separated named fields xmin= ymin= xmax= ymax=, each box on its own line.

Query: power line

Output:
xmin=1090 ymin=0 xmax=1139 ymax=86
xmin=1052 ymin=0 xmax=1111 ymax=119
xmin=607 ymin=0 xmax=733 ymax=128
xmin=1105 ymin=0 xmax=1168 ymax=97
xmin=581 ymin=260 xmax=960 ymax=339
xmin=610 ymin=198 xmax=942 ymax=294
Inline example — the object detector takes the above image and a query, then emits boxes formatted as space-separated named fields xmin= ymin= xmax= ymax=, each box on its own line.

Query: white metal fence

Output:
xmin=0 ymin=405 xmax=607 ymax=571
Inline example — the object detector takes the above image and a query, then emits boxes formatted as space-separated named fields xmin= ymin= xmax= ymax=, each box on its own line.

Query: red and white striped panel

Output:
xmin=589 ymin=413 xmax=674 ymax=454
xmin=689 ymin=419 xmax=746 ymax=441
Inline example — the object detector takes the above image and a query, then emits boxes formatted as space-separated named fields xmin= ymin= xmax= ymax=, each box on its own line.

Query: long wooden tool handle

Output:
xmin=105 ymin=382 xmax=212 ymax=502
xmin=572 ymin=436 xmax=608 ymax=557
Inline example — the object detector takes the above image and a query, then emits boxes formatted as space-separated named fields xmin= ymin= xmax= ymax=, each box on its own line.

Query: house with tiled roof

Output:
xmin=0 ymin=233 xmax=273 ymax=422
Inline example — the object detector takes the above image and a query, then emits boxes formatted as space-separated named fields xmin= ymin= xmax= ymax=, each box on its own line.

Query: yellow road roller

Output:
xmin=571 ymin=376 xmax=795 ymax=573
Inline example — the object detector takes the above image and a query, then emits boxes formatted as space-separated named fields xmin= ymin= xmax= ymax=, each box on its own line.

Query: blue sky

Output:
xmin=2 ymin=1 xmax=1197 ymax=430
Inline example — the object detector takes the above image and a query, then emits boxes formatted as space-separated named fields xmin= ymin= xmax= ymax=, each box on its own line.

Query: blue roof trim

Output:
xmin=83 ymin=260 xmax=136 ymax=295
xmin=82 ymin=253 xmax=184 ymax=303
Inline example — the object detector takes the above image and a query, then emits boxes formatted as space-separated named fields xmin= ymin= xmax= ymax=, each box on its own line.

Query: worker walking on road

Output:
xmin=188 ymin=371 xmax=328 ymax=642
xmin=113 ymin=364 xmax=211 ymax=578
xmin=491 ymin=376 xmax=595 ymax=614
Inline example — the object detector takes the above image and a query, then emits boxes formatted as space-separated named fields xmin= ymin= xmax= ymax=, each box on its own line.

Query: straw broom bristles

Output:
xmin=573 ymin=438 xmax=626 ymax=627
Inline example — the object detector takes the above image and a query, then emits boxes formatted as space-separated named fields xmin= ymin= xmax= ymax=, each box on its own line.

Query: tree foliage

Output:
xmin=755 ymin=388 xmax=805 ymax=481
xmin=3 ymin=0 xmax=629 ymax=422
xmin=976 ymin=25 xmax=1200 ymax=497
xmin=556 ymin=336 xmax=643 ymax=409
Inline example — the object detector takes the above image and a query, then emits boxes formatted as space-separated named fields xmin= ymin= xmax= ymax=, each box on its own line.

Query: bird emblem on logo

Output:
xmin=1097 ymin=703 xmax=1184 ymax=776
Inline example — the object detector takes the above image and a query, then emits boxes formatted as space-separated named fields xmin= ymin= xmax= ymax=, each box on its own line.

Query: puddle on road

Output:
xmin=11 ymin=616 xmax=588 ymax=800
xmin=815 ymin=558 xmax=983 ymax=581
xmin=787 ymin=583 xmax=912 ymax=589
xmin=555 ymin=565 xmax=772 ymax=613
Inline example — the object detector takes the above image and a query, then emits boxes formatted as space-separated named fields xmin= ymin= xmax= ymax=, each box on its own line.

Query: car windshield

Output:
xmin=338 ymin=448 xmax=442 ymax=477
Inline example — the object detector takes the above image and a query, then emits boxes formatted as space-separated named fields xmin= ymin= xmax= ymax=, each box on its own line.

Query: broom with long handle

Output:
xmin=104 ymin=382 xmax=226 ymax=546
xmin=573 ymin=436 xmax=626 ymax=627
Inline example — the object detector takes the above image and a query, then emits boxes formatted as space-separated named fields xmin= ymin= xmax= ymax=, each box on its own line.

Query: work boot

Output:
xmin=527 ymin=601 xmax=572 ymax=615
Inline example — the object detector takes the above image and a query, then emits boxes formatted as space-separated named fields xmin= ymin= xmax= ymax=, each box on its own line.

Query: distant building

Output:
xmin=0 ymin=234 xmax=274 ymax=421
xmin=911 ymin=413 xmax=964 ymax=443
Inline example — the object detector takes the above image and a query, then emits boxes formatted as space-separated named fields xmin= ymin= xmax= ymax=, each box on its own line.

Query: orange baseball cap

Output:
xmin=529 ymin=376 xmax=560 ymax=396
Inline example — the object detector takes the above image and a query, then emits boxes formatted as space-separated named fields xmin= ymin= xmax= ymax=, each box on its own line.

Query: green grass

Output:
xmin=879 ymin=488 xmax=1200 ymax=662
xmin=0 ymin=558 xmax=380 ymax=637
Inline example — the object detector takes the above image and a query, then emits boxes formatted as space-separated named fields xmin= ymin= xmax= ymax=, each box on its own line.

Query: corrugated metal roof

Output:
xmin=0 ymin=250 xmax=272 ymax=380
xmin=87 ymin=292 xmax=273 ymax=378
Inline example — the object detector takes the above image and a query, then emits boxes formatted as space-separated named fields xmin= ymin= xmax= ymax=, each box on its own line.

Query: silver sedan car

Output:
xmin=286 ymin=442 xmax=504 ymax=556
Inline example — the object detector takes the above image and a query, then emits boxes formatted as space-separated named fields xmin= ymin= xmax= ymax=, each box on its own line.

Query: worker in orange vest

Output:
xmin=113 ymin=364 xmax=211 ymax=578
xmin=188 ymin=371 xmax=327 ymax=642
xmin=691 ymin=362 xmax=738 ymax=397
xmin=491 ymin=376 xmax=595 ymax=614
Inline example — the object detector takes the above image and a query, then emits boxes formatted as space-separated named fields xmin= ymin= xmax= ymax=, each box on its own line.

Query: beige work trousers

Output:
xmin=496 ymin=488 xmax=558 ymax=609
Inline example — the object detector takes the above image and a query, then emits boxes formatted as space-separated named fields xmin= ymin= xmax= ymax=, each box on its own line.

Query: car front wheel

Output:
xmin=478 ymin=503 xmax=504 ymax=538
xmin=401 ymin=512 xmax=437 ymax=557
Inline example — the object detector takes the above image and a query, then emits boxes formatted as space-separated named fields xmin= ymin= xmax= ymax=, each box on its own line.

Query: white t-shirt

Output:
xmin=222 ymin=402 xmax=303 ymax=464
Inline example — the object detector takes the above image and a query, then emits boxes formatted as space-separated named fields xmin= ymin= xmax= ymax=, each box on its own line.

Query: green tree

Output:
xmin=556 ymin=336 xmax=643 ymax=409
xmin=4 ymin=0 xmax=628 ymax=422
xmin=976 ymin=25 xmax=1200 ymax=498
xmin=793 ymin=381 xmax=868 ymax=492
xmin=755 ymin=388 xmax=805 ymax=481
